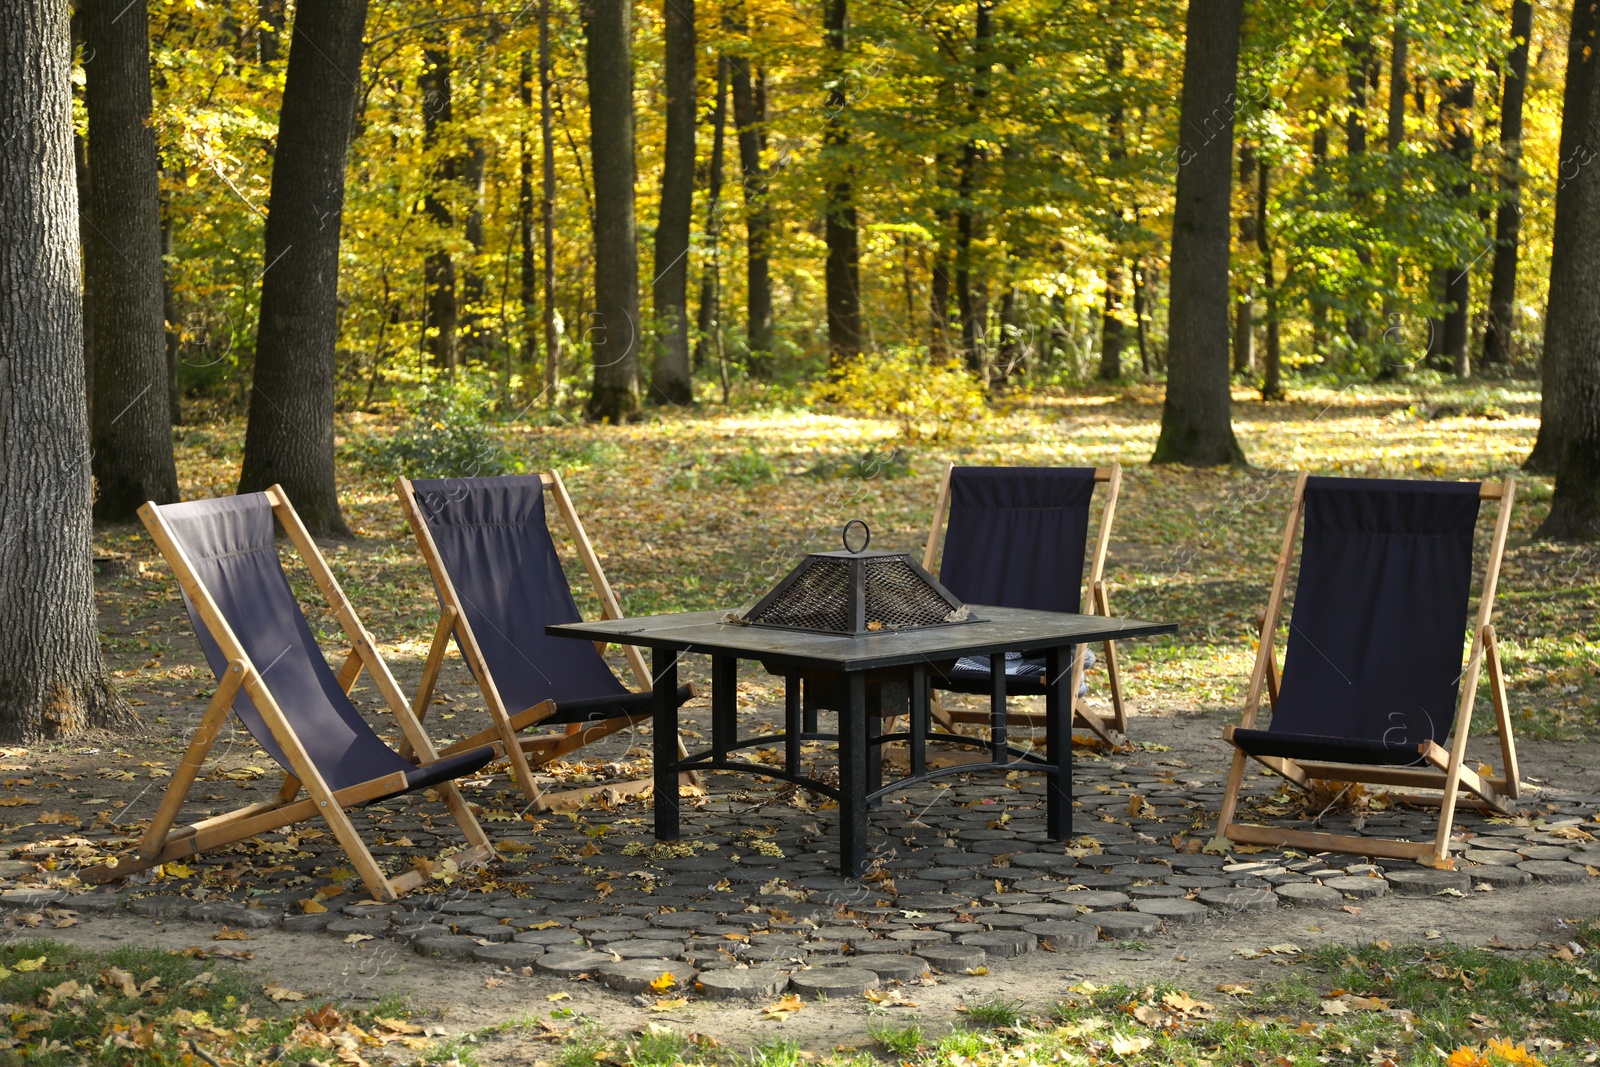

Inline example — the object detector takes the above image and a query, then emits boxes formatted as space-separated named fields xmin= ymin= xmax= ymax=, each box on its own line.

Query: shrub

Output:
xmin=810 ymin=348 xmax=987 ymax=441
xmin=362 ymin=385 xmax=518 ymax=479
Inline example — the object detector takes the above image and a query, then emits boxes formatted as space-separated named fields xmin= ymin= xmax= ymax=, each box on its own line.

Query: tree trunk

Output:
xmin=930 ymin=237 xmax=953 ymax=360
xmin=583 ymin=0 xmax=642 ymax=422
xmin=1233 ymin=141 xmax=1257 ymax=375
xmin=1344 ymin=22 xmax=1374 ymax=348
xmin=1133 ymin=257 xmax=1151 ymax=375
xmin=237 ymin=0 xmax=365 ymax=537
xmin=83 ymin=0 xmax=179 ymax=520
xmin=541 ymin=0 xmax=561 ymax=404
xmin=258 ymin=0 xmax=285 ymax=63
xmin=1377 ymin=12 xmax=1407 ymax=380
xmin=1101 ymin=266 xmax=1126 ymax=381
xmin=460 ymin=59 xmax=488 ymax=364
xmin=955 ymin=0 xmax=993 ymax=380
xmin=162 ymin=208 xmax=181 ymax=426
xmin=693 ymin=56 xmax=728 ymax=374
xmin=1482 ymin=0 xmax=1533 ymax=367
xmin=520 ymin=50 xmax=537 ymax=400
xmin=0 ymin=0 xmax=130 ymax=740
xmin=1258 ymin=160 xmax=1283 ymax=400
xmin=650 ymin=0 xmax=695 ymax=405
xmin=1528 ymin=0 xmax=1600 ymax=482
xmin=728 ymin=32 xmax=772 ymax=372
xmin=420 ymin=41 xmax=458 ymax=373
xmin=823 ymin=0 xmax=860 ymax=370
xmin=1440 ymin=76 xmax=1474 ymax=379
xmin=1151 ymin=0 xmax=1247 ymax=467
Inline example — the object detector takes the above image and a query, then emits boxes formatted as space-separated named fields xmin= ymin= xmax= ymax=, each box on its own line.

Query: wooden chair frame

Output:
xmin=396 ymin=471 xmax=695 ymax=812
xmin=921 ymin=462 xmax=1130 ymax=745
xmin=1214 ymin=473 xmax=1520 ymax=866
xmin=82 ymin=487 xmax=497 ymax=902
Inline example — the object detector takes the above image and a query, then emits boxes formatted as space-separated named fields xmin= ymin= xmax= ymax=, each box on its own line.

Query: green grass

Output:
xmin=961 ymin=994 xmax=1029 ymax=1029
xmin=868 ymin=1020 xmax=925 ymax=1056
xmin=0 ymin=938 xmax=439 ymax=1066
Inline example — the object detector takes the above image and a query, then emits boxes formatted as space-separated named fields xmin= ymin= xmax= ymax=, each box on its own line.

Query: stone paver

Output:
xmin=696 ymin=965 xmax=792 ymax=1000
xmin=790 ymin=967 xmax=878 ymax=997
xmin=1384 ymin=869 xmax=1470 ymax=896
xmin=598 ymin=959 xmax=697 ymax=994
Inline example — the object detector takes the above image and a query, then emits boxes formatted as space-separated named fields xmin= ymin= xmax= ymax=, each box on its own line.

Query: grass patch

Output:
xmin=0 ymin=938 xmax=439 ymax=1067
xmin=960 ymin=993 xmax=1029 ymax=1029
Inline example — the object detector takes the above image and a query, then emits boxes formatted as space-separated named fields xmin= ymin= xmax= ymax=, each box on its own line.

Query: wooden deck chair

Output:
xmin=1214 ymin=474 xmax=1520 ymax=867
xmin=921 ymin=463 xmax=1130 ymax=745
xmin=81 ymin=489 xmax=499 ymax=902
xmin=396 ymin=472 xmax=695 ymax=811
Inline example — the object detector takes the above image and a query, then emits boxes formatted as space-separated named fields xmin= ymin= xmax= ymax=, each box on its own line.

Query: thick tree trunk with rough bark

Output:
xmin=823 ymin=0 xmax=860 ymax=370
xmin=1151 ymin=0 xmax=1247 ymax=467
xmin=237 ymin=0 xmax=365 ymax=537
xmin=1527 ymin=0 xmax=1599 ymax=472
xmin=0 ymin=0 xmax=130 ymax=741
xmin=1483 ymin=0 xmax=1533 ymax=367
xmin=1531 ymin=0 xmax=1600 ymax=503
xmin=584 ymin=0 xmax=643 ymax=421
xmin=651 ymin=0 xmax=695 ymax=405
xmin=83 ymin=0 xmax=179 ymax=520
xmin=728 ymin=34 xmax=771 ymax=372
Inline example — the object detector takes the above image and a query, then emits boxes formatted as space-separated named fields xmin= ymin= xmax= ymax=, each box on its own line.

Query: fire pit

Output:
xmin=740 ymin=520 xmax=975 ymax=637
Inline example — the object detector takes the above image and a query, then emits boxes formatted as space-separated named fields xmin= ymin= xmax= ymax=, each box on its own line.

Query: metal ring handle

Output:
xmin=842 ymin=520 xmax=871 ymax=554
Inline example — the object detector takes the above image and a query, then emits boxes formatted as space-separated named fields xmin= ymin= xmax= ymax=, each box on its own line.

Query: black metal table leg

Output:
xmin=909 ymin=664 xmax=927 ymax=779
xmin=711 ymin=654 xmax=738 ymax=762
xmin=989 ymin=652 xmax=1007 ymax=764
xmin=652 ymin=646 xmax=681 ymax=840
xmin=784 ymin=668 xmax=802 ymax=772
xmin=1045 ymin=645 xmax=1072 ymax=839
xmin=839 ymin=673 xmax=868 ymax=876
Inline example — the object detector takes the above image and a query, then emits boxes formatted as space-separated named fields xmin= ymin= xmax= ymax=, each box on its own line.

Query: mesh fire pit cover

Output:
xmin=739 ymin=521 xmax=974 ymax=636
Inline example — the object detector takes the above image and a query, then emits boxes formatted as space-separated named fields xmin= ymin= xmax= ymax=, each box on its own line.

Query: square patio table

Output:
xmin=548 ymin=606 xmax=1175 ymax=875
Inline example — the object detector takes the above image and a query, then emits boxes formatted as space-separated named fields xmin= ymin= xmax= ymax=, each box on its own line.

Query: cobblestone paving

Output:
xmin=7 ymin=744 xmax=1599 ymax=1002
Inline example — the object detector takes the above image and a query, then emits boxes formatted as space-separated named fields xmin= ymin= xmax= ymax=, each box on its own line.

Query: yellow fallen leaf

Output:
xmin=1111 ymin=1033 xmax=1153 ymax=1055
xmin=763 ymin=993 xmax=804 ymax=1018
xmin=212 ymin=928 xmax=254 ymax=941
xmin=525 ymin=920 xmax=560 ymax=930
xmin=161 ymin=863 xmax=196 ymax=879
xmin=1320 ymin=999 xmax=1351 ymax=1016
xmin=14 ymin=956 xmax=48 ymax=973
xmin=344 ymin=933 xmax=374 ymax=945
xmin=1161 ymin=992 xmax=1213 ymax=1015
xmin=965 ymin=966 xmax=989 ymax=976
xmin=299 ymin=899 xmax=328 ymax=915
xmin=648 ymin=997 xmax=689 ymax=1012
xmin=484 ymin=977 xmax=504 ymax=989
xmin=1216 ymin=983 xmax=1253 ymax=995
xmin=263 ymin=984 xmax=306 ymax=1002
xmin=864 ymin=988 xmax=918 ymax=1006
xmin=649 ymin=972 xmax=677 ymax=993
xmin=546 ymin=992 xmax=571 ymax=1002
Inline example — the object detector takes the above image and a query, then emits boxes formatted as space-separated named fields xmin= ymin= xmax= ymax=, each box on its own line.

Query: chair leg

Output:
xmin=1486 ymin=626 xmax=1520 ymax=799
xmin=139 ymin=664 xmax=244 ymax=860
xmin=1214 ymin=747 xmax=1250 ymax=843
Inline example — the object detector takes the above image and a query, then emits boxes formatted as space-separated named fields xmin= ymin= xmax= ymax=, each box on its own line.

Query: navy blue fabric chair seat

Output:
xmin=399 ymin=473 xmax=692 ymax=807
xmin=1228 ymin=728 xmax=1428 ymax=768
xmin=1214 ymin=474 xmax=1521 ymax=867
xmin=82 ymin=489 xmax=497 ymax=903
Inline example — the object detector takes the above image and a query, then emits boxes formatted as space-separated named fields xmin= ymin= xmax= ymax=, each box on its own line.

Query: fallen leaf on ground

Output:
xmin=263 ymin=984 xmax=305 ymax=1002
